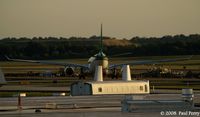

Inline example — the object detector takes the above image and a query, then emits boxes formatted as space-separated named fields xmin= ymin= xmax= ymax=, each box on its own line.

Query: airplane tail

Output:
xmin=100 ymin=23 xmax=103 ymax=53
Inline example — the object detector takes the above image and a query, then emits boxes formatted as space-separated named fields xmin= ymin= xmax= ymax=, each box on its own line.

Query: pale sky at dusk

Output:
xmin=0 ymin=0 xmax=200 ymax=39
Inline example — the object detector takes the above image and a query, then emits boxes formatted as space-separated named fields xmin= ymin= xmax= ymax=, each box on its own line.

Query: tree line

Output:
xmin=0 ymin=34 xmax=200 ymax=60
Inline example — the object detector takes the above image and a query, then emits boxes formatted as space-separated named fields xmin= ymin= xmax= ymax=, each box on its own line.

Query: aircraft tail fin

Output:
xmin=100 ymin=23 xmax=103 ymax=52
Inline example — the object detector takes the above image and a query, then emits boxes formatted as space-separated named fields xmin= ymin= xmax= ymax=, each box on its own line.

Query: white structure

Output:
xmin=71 ymin=81 xmax=149 ymax=96
xmin=122 ymin=65 xmax=131 ymax=81
xmin=0 ymin=68 xmax=6 ymax=86
xmin=94 ymin=66 xmax=103 ymax=81
xmin=71 ymin=65 xmax=150 ymax=96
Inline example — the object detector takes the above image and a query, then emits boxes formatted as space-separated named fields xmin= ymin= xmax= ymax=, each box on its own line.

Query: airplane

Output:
xmin=5 ymin=24 xmax=192 ymax=79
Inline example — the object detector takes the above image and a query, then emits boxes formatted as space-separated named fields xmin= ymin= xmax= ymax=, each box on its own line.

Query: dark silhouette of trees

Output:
xmin=0 ymin=34 xmax=200 ymax=60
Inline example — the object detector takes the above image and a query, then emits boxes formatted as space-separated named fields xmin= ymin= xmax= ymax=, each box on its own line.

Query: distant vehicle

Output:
xmin=0 ymin=68 xmax=6 ymax=87
xmin=6 ymin=24 xmax=192 ymax=79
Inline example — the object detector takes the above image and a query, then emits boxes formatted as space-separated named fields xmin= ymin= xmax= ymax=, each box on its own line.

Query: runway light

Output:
xmin=52 ymin=93 xmax=66 ymax=96
xmin=20 ymin=93 xmax=26 ymax=97
xmin=60 ymin=93 xmax=66 ymax=96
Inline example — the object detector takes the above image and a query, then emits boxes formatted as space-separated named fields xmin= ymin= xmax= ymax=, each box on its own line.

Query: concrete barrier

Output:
xmin=45 ymin=103 xmax=77 ymax=109
xmin=45 ymin=103 xmax=57 ymax=109
xmin=122 ymin=100 xmax=193 ymax=112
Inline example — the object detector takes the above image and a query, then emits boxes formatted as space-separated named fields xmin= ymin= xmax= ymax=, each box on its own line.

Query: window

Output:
xmin=145 ymin=85 xmax=148 ymax=92
xmin=140 ymin=86 xmax=143 ymax=91
xmin=98 ymin=87 xmax=102 ymax=92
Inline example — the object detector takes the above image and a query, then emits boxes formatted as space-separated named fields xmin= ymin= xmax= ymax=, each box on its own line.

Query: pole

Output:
xmin=18 ymin=93 xmax=22 ymax=111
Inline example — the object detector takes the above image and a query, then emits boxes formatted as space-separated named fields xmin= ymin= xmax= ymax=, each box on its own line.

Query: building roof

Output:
xmin=85 ymin=80 xmax=149 ymax=85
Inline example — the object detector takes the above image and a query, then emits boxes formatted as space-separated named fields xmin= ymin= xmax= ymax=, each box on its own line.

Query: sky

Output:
xmin=0 ymin=0 xmax=200 ymax=39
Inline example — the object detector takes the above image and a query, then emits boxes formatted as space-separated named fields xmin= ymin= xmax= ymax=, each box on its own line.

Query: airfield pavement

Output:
xmin=0 ymin=94 xmax=200 ymax=117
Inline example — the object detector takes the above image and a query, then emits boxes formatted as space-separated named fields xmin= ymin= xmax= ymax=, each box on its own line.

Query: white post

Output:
xmin=122 ymin=65 xmax=131 ymax=81
xmin=94 ymin=66 xmax=103 ymax=81
xmin=0 ymin=68 xmax=6 ymax=84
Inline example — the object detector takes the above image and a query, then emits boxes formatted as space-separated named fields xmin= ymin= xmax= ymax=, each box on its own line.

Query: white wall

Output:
xmin=91 ymin=81 xmax=149 ymax=95
xmin=71 ymin=81 xmax=150 ymax=96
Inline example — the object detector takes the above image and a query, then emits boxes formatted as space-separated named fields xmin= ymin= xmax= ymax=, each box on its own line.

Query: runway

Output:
xmin=0 ymin=94 xmax=200 ymax=117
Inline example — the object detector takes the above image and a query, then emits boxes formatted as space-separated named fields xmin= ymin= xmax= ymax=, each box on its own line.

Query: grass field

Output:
xmin=0 ymin=92 xmax=57 ymax=97
xmin=0 ymin=55 xmax=200 ymax=73
xmin=1 ymin=77 xmax=200 ymax=97
xmin=0 ymin=55 xmax=199 ymax=97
